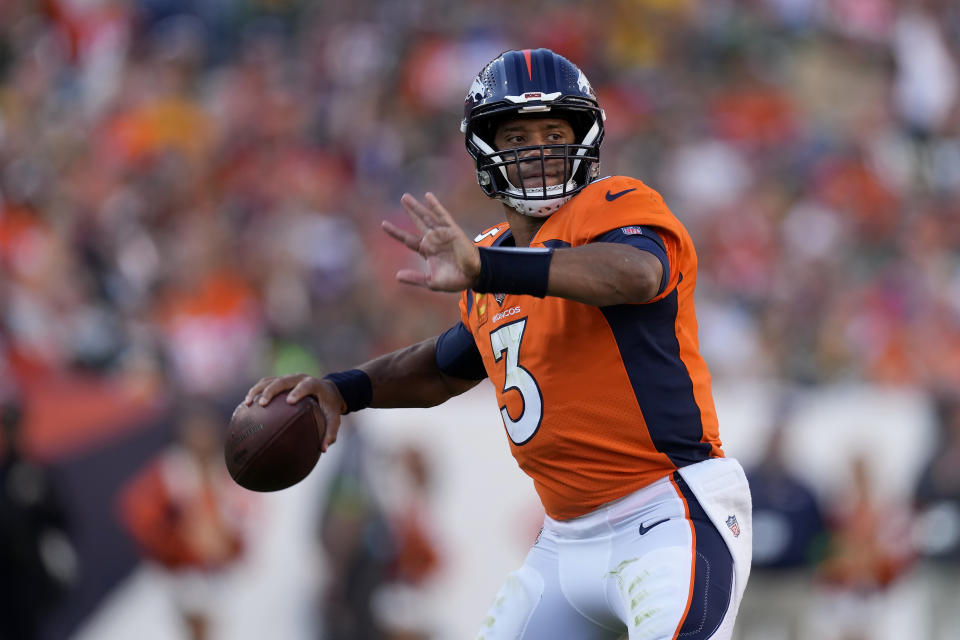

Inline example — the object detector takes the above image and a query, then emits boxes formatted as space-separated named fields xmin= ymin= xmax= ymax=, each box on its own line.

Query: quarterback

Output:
xmin=245 ymin=49 xmax=752 ymax=639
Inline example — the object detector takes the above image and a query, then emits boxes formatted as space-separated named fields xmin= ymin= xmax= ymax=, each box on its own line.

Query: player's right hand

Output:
xmin=243 ymin=374 xmax=344 ymax=452
xmin=382 ymin=192 xmax=481 ymax=292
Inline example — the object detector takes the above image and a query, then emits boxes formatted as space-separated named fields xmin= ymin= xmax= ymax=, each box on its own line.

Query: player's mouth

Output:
xmin=519 ymin=169 xmax=565 ymax=189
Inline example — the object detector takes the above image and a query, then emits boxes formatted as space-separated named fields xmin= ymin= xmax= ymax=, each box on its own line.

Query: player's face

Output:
xmin=493 ymin=117 xmax=576 ymax=190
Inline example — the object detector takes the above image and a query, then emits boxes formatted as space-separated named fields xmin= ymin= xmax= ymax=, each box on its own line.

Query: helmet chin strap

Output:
xmin=501 ymin=192 xmax=572 ymax=217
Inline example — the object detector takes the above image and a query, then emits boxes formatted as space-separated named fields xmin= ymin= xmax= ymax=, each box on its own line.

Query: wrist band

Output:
xmin=323 ymin=369 xmax=372 ymax=414
xmin=475 ymin=247 xmax=554 ymax=298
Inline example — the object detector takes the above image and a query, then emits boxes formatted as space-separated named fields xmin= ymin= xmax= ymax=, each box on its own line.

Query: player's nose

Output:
xmin=518 ymin=144 xmax=542 ymax=158
xmin=518 ymin=139 xmax=562 ymax=159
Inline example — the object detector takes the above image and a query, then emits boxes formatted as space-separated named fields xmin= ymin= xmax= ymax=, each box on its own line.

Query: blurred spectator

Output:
xmin=737 ymin=403 xmax=827 ymax=640
xmin=809 ymin=454 xmax=914 ymax=640
xmin=0 ymin=384 xmax=79 ymax=640
xmin=116 ymin=398 xmax=255 ymax=640
xmin=913 ymin=394 xmax=960 ymax=640
xmin=375 ymin=446 xmax=444 ymax=640
xmin=0 ymin=0 xmax=956 ymax=388
xmin=891 ymin=7 xmax=958 ymax=137
xmin=318 ymin=425 xmax=396 ymax=640
xmin=319 ymin=434 xmax=443 ymax=640
xmin=0 ymin=0 xmax=960 ymax=394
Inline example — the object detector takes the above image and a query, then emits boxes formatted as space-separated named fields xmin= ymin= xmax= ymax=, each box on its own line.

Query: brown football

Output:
xmin=224 ymin=395 xmax=324 ymax=492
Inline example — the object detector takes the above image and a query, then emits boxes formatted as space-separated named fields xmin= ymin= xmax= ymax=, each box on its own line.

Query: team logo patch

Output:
xmin=620 ymin=226 xmax=644 ymax=236
xmin=726 ymin=515 xmax=741 ymax=538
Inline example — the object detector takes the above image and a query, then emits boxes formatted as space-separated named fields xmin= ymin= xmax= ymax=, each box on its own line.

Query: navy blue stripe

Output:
xmin=600 ymin=285 xmax=711 ymax=467
xmin=542 ymin=49 xmax=557 ymax=91
xmin=435 ymin=322 xmax=487 ymax=380
xmin=510 ymin=53 xmax=529 ymax=91
xmin=466 ymin=289 xmax=474 ymax=315
xmin=521 ymin=51 xmax=536 ymax=92
xmin=675 ymin=473 xmax=733 ymax=639
xmin=541 ymin=239 xmax=571 ymax=249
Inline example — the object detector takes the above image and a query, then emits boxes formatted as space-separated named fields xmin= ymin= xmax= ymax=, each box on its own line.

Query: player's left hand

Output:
xmin=382 ymin=192 xmax=480 ymax=292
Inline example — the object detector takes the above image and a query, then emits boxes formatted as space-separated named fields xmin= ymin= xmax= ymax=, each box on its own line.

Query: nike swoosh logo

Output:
xmin=605 ymin=188 xmax=636 ymax=201
xmin=638 ymin=518 xmax=669 ymax=535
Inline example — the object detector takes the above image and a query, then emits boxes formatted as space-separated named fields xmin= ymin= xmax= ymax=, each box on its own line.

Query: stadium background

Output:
xmin=0 ymin=0 xmax=958 ymax=639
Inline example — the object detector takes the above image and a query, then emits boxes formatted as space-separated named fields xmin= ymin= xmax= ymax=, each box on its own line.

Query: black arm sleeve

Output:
xmin=435 ymin=322 xmax=487 ymax=380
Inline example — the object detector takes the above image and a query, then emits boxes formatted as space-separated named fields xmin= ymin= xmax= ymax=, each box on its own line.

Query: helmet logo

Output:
xmin=524 ymin=92 xmax=542 ymax=99
xmin=576 ymin=69 xmax=594 ymax=97
xmin=468 ymin=76 xmax=485 ymax=102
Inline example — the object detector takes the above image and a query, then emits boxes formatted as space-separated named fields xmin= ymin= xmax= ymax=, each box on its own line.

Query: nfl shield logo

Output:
xmin=726 ymin=515 xmax=741 ymax=538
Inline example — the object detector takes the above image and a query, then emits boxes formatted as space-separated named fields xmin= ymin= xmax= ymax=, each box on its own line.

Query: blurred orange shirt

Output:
xmin=117 ymin=450 xmax=252 ymax=571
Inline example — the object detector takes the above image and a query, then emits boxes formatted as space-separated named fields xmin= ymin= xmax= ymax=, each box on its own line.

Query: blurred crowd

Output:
xmin=1 ymin=0 xmax=960 ymax=638
xmin=1 ymin=0 xmax=958 ymax=404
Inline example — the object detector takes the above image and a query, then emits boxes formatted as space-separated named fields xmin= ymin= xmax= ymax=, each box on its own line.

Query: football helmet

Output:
xmin=461 ymin=48 xmax=605 ymax=217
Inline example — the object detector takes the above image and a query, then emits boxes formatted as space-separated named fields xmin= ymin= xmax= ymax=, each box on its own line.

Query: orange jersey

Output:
xmin=459 ymin=176 xmax=723 ymax=520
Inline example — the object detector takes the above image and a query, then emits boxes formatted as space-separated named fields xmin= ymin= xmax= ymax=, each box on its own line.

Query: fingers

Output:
xmin=401 ymin=193 xmax=442 ymax=233
xmin=395 ymin=269 xmax=429 ymax=288
xmin=394 ymin=192 xmax=456 ymax=243
xmin=285 ymin=377 xmax=319 ymax=405
xmin=243 ymin=377 xmax=276 ymax=405
xmin=257 ymin=375 xmax=304 ymax=406
xmin=319 ymin=409 xmax=342 ymax=453
xmin=244 ymin=375 xmax=346 ymax=454
xmin=424 ymin=192 xmax=456 ymax=225
xmin=382 ymin=220 xmax=422 ymax=251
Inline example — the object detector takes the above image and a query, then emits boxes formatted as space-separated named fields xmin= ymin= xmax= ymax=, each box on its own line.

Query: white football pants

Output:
xmin=476 ymin=458 xmax=752 ymax=640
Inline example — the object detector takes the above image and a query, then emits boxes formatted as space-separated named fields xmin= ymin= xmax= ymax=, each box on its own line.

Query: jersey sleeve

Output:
xmin=593 ymin=226 xmax=670 ymax=298
xmin=435 ymin=321 xmax=487 ymax=380
xmin=572 ymin=179 xmax=684 ymax=302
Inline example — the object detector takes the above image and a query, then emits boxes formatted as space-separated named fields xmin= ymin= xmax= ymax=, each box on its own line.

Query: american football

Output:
xmin=224 ymin=395 xmax=325 ymax=492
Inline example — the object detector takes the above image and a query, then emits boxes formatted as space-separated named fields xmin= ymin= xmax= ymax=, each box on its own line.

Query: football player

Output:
xmin=244 ymin=48 xmax=752 ymax=639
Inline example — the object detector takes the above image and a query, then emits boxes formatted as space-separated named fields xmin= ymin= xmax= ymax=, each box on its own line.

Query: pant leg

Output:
xmin=605 ymin=518 xmax=698 ymax=639
xmin=601 ymin=475 xmax=734 ymax=640
xmin=476 ymin=533 xmax=624 ymax=640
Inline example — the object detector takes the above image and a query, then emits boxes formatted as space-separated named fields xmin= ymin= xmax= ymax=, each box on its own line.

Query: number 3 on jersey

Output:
xmin=489 ymin=318 xmax=543 ymax=445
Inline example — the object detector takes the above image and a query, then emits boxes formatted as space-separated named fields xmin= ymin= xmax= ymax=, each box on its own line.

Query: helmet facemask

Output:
xmin=467 ymin=112 xmax=603 ymax=217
